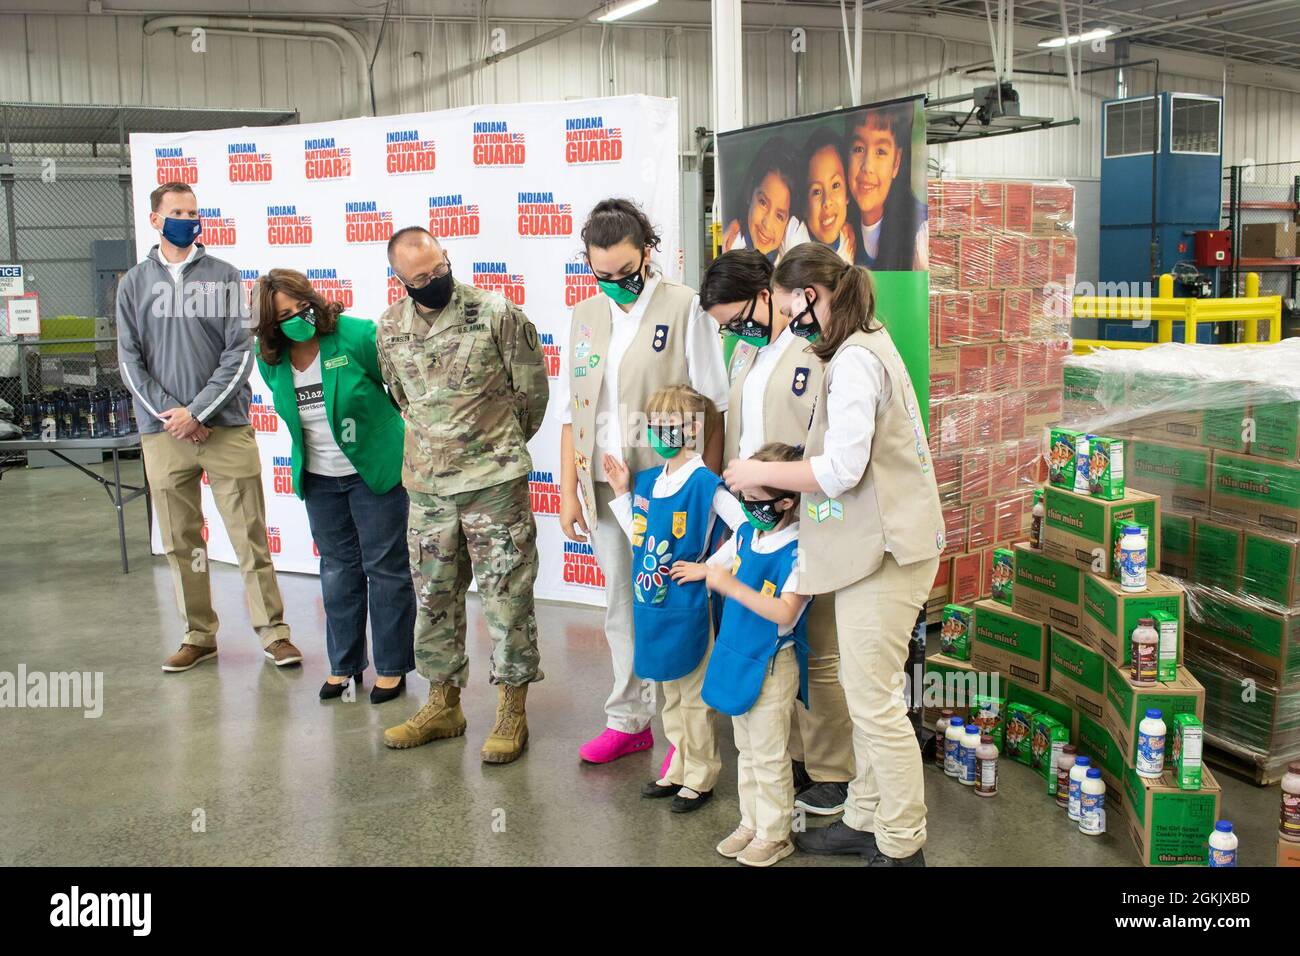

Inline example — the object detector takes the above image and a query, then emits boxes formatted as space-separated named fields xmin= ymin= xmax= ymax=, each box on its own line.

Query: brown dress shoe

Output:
xmin=264 ymin=639 xmax=304 ymax=667
xmin=162 ymin=644 xmax=218 ymax=673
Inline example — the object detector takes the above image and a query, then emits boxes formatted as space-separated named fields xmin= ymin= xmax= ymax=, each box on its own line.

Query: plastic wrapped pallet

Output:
xmin=926 ymin=178 xmax=1074 ymax=612
xmin=1058 ymin=339 xmax=1300 ymax=781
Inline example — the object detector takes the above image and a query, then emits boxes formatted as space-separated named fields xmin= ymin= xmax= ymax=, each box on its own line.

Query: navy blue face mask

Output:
xmin=162 ymin=216 xmax=201 ymax=248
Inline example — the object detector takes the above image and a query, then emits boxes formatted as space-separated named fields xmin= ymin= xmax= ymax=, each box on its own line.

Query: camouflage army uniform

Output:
xmin=375 ymin=280 xmax=549 ymax=687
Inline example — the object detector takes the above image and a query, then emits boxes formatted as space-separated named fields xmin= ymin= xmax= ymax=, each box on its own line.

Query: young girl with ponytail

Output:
xmin=723 ymin=242 xmax=944 ymax=867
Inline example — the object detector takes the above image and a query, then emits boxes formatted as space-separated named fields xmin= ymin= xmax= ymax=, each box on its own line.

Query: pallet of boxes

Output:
xmin=922 ymin=421 xmax=1224 ymax=865
xmin=1063 ymin=341 xmax=1300 ymax=799
xmin=923 ymin=178 xmax=1071 ymax=621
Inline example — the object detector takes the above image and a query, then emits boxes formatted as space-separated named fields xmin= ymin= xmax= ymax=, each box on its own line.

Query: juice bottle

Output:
xmin=1068 ymin=755 xmax=1092 ymax=821
xmin=1208 ymin=821 xmax=1238 ymax=867
xmin=960 ymin=724 xmax=980 ymax=786
xmin=1120 ymin=524 xmax=1148 ymax=592
xmin=935 ymin=709 xmax=955 ymax=768
xmin=1078 ymin=768 xmax=1106 ymax=836
xmin=1130 ymin=618 xmax=1159 ymax=686
xmin=944 ymin=717 xmax=965 ymax=778
xmin=975 ymin=735 xmax=998 ymax=797
xmin=1282 ymin=762 xmax=1300 ymax=842
xmin=1136 ymin=708 xmax=1166 ymax=778
xmin=1055 ymin=745 xmax=1077 ymax=809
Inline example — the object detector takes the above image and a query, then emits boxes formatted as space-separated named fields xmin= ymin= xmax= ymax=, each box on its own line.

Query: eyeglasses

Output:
xmin=401 ymin=258 xmax=451 ymax=287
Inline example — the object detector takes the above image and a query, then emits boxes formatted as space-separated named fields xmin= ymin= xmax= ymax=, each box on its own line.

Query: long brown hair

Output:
xmin=773 ymin=242 xmax=880 ymax=362
xmin=252 ymin=268 xmax=344 ymax=365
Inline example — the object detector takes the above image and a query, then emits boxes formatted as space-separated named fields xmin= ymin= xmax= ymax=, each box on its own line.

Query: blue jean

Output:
xmin=302 ymin=471 xmax=417 ymax=677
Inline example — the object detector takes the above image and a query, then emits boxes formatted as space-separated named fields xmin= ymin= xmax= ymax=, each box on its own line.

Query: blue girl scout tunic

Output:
xmin=629 ymin=464 xmax=726 ymax=682
xmin=702 ymin=523 xmax=810 ymax=717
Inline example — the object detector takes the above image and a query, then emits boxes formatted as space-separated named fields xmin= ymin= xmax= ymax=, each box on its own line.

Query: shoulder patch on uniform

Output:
xmin=523 ymin=322 xmax=538 ymax=352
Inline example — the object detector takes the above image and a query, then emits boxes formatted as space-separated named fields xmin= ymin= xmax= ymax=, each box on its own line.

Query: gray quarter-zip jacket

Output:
xmin=116 ymin=243 xmax=254 ymax=434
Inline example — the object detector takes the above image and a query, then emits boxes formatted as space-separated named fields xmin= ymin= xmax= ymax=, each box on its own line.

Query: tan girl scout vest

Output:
xmin=799 ymin=326 xmax=945 ymax=594
xmin=568 ymin=277 xmax=696 ymax=526
xmin=724 ymin=336 xmax=823 ymax=462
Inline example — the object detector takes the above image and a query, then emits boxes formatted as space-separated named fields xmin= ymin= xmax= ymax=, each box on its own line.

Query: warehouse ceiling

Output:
xmin=792 ymin=0 xmax=1300 ymax=72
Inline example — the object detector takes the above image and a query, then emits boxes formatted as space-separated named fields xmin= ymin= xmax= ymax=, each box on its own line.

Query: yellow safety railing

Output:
xmin=1072 ymin=272 xmax=1282 ymax=354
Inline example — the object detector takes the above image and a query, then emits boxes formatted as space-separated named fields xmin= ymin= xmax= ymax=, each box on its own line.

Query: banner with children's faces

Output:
xmin=131 ymin=94 xmax=681 ymax=607
xmin=716 ymin=95 xmax=930 ymax=409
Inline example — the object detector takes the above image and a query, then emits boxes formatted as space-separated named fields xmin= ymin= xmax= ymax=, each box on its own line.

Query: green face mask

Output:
xmin=279 ymin=307 xmax=317 ymax=343
xmin=740 ymin=496 xmax=785 ymax=532
xmin=647 ymin=424 xmax=684 ymax=459
xmin=596 ymin=255 xmax=646 ymax=305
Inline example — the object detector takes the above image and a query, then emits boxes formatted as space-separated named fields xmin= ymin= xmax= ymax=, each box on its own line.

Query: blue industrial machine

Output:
xmin=1098 ymin=91 xmax=1223 ymax=342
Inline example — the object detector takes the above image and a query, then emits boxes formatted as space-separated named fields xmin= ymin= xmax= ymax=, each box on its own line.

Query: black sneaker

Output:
xmin=793 ymin=819 xmax=876 ymax=856
xmin=791 ymin=759 xmax=813 ymax=792
xmin=865 ymin=846 xmax=926 ymax=867
xmin=669 ymin=789 xmax=713 ymax=813
xmin=794 ymin=781 xmax=849 ymax=816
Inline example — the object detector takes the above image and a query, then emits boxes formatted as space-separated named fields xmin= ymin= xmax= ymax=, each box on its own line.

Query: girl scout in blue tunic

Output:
xmin=676 ymin=442 xmax=811 ymax=867
xmin=605 ymin=384 xmax=745 ymax=813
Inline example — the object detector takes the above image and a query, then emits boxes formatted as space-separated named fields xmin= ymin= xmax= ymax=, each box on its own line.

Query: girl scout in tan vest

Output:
xmin=557 ymin=199 xmax=730 ymax=765
xmin=699 ymin=250 xmax=856 ymax=817
xmin=723 ymin=243 xmax=944 ymax=867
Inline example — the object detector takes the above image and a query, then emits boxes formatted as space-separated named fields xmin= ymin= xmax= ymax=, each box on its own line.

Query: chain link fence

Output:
xmin=1222 ymin=160 xmax=1300 ymax=305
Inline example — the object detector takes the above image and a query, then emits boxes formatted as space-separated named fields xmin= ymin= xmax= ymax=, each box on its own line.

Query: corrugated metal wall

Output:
xmin=2 ymin=14 xmax=1299 ymax=176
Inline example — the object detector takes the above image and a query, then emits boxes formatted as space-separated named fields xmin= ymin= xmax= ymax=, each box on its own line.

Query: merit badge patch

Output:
xmin=791 ymin=366 xmax=809 ymax=396
xmin=652 ymin=324 xmax=668 ymax=352
xmin=760 ymin=580 xmax=777 ymax=597
xmin=589 ymin=353 xmax=601 ymax=368
xmin=671 ymin=511 xmax=688 ymax=539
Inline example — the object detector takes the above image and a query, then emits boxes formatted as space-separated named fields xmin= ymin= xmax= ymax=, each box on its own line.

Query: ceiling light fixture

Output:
xmin=596 ymin=0 xmax=660 ymax=23
xmin=1038 ymin=27 xmax=1115 ymax=48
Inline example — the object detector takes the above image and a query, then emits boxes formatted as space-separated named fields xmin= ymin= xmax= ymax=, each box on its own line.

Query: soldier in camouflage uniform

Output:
xmin=376 ymin=227 xmax=548 ymax=764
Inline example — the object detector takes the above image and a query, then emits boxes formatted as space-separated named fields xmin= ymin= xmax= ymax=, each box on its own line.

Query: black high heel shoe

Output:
xmin=319 ymin=673 xmax=364 ymax=700
xmin=370 ymin=674 xmax=406 ymax=704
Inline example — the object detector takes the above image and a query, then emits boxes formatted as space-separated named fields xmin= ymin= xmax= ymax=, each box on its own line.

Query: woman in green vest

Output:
xmin=252 ymin=268 xmax=415 ymax=704
xmin=723 ymin=243 xmax=944 ymax=867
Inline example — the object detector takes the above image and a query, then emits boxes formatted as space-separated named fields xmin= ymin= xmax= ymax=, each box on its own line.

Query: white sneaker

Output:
xmin=716 ymin=826 xmax=757 ymax=859
xmin=737 ymin=837 xmax=794 ymax=867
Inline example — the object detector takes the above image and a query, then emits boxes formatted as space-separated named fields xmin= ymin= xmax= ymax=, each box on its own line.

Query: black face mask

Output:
xmin=407 ymin=266 xmax=454 ymax=311
xmin=738 ymin=493 xmax=788 ymax=531
xmin=724 ymin=295 xmax=772 ymax=346
xmin=790 ymin=291 xmax=822 ymax=341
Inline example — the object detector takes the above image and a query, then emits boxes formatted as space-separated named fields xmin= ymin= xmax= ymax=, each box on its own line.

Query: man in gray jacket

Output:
xmin=118 ymin=181 xmax=301 ymax=672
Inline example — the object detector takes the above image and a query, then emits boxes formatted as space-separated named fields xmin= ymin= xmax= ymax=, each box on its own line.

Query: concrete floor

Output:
xmin=0 ymin=457 xmax=1283 ymax=866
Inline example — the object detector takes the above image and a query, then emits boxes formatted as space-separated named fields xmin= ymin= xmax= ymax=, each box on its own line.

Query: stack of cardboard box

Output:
xmin=1063 ymin=343 xmax=1300 ymax=784
xmin=924 ymin=179 xmax=1073 ymax=618
xmin=922 ymin=464 xmax=1222 ymax=865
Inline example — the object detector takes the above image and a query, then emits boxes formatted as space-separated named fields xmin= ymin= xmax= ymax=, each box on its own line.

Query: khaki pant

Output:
xmin=837 ymin=553 xmax=939 ymax=858
xmin=787 ymin=596 xmax=855 ymax=783
xmin=733 ymin=645 xmax=799 ymax=842
xmin=659 ymin=642 xmax=720 ymax=793
xmin=142 ymin=425 xmax=289 ymax=649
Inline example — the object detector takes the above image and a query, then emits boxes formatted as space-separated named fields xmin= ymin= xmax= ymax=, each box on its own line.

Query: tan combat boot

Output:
xmin=383 ymin=682 xmax=466 ymax=749
xmin=480 ymin=683 xmax=529 ymax=764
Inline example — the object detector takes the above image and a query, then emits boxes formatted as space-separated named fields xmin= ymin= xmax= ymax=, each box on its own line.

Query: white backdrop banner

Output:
xmin=131 ymin=94 xmax=681 ymax=606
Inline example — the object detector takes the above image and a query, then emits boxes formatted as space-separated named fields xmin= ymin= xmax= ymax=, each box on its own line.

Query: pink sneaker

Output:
xmin=579 ymin=727 xmax=653 ymax=764
xmin=659 ymin=745 xmax=676 ymax=780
